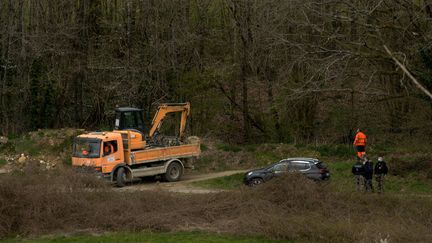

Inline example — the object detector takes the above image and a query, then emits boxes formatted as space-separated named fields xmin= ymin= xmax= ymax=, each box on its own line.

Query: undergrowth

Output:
xmin=1 ymin=168 xmax=431 ymax=242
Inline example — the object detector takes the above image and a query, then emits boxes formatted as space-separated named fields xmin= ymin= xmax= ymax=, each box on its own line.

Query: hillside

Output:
xmin=0 ymin=130 xmax=431 ymax=242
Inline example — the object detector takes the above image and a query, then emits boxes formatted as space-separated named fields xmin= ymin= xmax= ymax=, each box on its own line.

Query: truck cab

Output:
xmin=72 ymin=132 xmax=124 ymax=174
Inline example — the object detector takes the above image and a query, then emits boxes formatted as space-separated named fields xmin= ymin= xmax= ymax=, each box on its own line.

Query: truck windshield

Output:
xmin=73 ymin=138 xmax=101 ymax=158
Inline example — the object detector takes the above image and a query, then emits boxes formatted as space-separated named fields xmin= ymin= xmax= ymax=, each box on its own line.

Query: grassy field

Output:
xmin=194 ymin=141 xmax=432 ymax=194
xmin=193 ymin=160 xmax=432 ymax=194
xmin=192 ymin=173 xmax=245 ymax=189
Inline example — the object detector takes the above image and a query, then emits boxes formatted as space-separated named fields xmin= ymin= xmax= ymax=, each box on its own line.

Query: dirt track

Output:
xmin=115 ymin=170 xmax=248 ymax=194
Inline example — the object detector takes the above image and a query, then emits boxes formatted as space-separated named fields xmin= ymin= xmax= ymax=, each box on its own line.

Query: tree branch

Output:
xmin=215 ymin=81 xmax=266 ymax=133
xmin=383 ymin=45 xmax=432 ymax=100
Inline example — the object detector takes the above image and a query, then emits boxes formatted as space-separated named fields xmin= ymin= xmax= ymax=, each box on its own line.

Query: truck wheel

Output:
xmin=164 ymin=162 xmax=183 ymax=182
xmin=116 ymin=167 xmax=127 ymax=187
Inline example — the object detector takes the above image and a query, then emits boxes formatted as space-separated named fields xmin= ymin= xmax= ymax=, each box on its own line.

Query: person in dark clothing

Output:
xmin=374 ymin=156 xmax=388 ymax=193
xmin=352 ymin=160 xmax=365 ymax=192
xmin=363 ymin=157 xmax=374 ymax=192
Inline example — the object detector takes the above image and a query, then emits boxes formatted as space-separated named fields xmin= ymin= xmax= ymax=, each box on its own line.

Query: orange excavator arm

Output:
xmin=148 ymin=102 xmax=191 ymax=141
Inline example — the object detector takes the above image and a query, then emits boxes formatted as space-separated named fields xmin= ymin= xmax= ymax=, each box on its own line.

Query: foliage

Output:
xmin=2 ymin=167 xmax=432 ymax=242
xmin=198 ymin=144 xmax=207 ymax=153
xmin=13 ymin=138 xmax=42 ymax=156
xmin=0 ymin=1 xmax=431 ymax=145
xmin=254 ymin=151 xmax=280 ymax=166
xmin=216 ymin=143 xmax=242 ymax=153
xmin=389 ymin=156 xmax=432 ymax=178
xmin=310 ymin=144 xmax=353 ymax=158
xmin=0 ymin=129 xmax=80 ymax=161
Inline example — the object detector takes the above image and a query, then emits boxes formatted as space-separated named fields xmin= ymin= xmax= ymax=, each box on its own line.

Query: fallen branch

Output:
xmin=383 ymin=45 xmax=432 ymax=100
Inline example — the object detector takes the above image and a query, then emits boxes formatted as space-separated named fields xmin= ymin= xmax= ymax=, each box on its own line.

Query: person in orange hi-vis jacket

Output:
xmin=353 ymin=128 xmax=367 ymax=160
xmin=103 ymin=142 xmax=114 ymax=156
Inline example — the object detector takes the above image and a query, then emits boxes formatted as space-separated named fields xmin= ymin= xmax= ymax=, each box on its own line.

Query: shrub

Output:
xmin=0 ymin=170 xmax=432 ymax=242
xmin=216 ymin=143 xmax=242 ymax=153
xmin=200 ymin=143 xmax=208 ymax=152
xmin=389 ymin=156 xmax=432 ymax=177
xmin=312 ymin=144 xmax=352 ymax=157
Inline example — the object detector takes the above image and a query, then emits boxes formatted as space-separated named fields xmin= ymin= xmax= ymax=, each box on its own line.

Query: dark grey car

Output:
xmin=244 ymin=157 xmax=330 ymax=186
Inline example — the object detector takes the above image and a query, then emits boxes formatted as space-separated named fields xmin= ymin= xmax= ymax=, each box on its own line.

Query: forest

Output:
xmin=1 ymin=0 xmax=432 ymax=145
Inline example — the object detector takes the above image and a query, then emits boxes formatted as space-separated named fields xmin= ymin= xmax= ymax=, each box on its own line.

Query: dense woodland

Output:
xmin=1 ymin=0 xmax=432 ymax=145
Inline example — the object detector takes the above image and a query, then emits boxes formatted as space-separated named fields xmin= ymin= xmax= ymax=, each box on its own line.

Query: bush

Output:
xmin=200 ymin=143 xmax=208 ymax=152
xmin=254 ymin=151 xmax=280 ymax=166
xmin=216 ymin=143 xmax=242 ymax=153
xmin=1 ymin=169 xmax=432 ymax=242
xmin=389 ymin=156 xmax=432 ymax=177
xmin=312 ymin=144 xmax=352 ymax=157
xmin=13 ymin=138 xmax=41 ymax=156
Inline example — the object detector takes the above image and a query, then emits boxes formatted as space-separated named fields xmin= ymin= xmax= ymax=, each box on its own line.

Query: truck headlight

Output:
xmin=247 ymin=172 xmax=253 ymax=176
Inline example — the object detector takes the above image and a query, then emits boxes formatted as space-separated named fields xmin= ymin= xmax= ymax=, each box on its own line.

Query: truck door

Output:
xmin=101 ymin=140 xmax=122 ymax=173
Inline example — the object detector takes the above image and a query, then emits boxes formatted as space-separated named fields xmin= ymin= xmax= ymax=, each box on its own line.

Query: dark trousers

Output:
xmin=375 ymin=174 xmax=385 ymax=193
xmin=364 ymin=176 xmax=374 ymax=192
xmin=355 ymin=175 xmax=364 ymax=192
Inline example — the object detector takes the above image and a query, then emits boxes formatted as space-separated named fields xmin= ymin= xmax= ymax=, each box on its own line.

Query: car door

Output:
xmin=294 ymin=161 xmax=321 ymax=179
xmin=272 ymin=161 xmax=289 ymax=177
xmin=290 ymin=161 xmax=312 ymax=175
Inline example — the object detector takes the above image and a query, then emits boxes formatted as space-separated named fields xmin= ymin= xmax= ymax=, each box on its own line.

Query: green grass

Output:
xmin=14 ymin=138 xmax=41 ymax=156
xmin=216 ymin=143 xmax=242 ymax=152
xmin=254 ymin=151 xmax=279 ymax=166
xmin=196 ymin=140 xmax=432 ymax=195
xmin=0 ymin=158 xmax=6 ymax=166
xmin=12 ymin=231 xmax=285 ymax=243
xmin=192 ymin=173 xmax=245 ymax=189
xmin=326 ymin=160 xmax=432 ymax=194
xmin=200 ymin=143 xmax=208 ymax=152
xmin=310 ymin=144 xmax=353 ymax=158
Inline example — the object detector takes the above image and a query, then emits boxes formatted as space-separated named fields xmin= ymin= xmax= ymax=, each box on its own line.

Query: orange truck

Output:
xmin=72 ymin=103 xmax=200 ymax=187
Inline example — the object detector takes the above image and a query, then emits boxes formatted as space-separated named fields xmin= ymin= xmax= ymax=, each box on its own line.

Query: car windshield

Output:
xmin=73 ymin=138 xmax=101 ymax=158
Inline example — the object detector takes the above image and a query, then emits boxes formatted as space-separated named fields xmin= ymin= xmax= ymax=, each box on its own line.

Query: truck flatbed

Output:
xmin=130 ymin=143 xmax=200 ymax=164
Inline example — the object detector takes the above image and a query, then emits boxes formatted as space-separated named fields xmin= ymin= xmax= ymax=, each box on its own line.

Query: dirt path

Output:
xmin=114 ymin=170 xmax=248 ymax=194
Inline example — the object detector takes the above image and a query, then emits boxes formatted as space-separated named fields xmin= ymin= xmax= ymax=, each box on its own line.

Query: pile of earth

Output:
xmin=0 ymin=128 xmax=85 ymax=173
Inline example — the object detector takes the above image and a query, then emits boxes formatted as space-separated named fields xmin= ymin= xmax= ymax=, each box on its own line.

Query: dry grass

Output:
xmin=0 ymin=166 xmax=431 ymax=242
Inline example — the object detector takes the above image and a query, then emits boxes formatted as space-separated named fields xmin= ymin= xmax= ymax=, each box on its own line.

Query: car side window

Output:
xmin=273 ymin=162 xmax=288 ymax=172
xmin=291 ymin=161 xmax=310 ymax=171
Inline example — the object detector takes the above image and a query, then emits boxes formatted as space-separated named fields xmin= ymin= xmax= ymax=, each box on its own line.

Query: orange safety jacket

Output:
xmin=354 ymin=132 xmax=367 ymax=146
xmin=104 ymin=144 xmax=114 ymax=154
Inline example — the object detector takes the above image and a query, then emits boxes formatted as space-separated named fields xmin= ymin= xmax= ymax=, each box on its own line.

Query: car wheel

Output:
xmin=250 ymin=178 xmax=264 ymax=186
